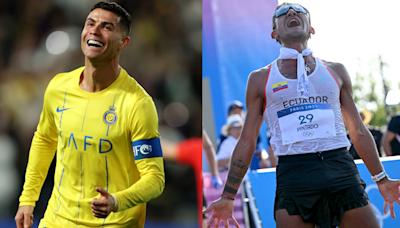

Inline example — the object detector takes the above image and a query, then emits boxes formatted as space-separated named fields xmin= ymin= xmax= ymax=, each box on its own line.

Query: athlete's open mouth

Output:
xmin=287 ymin=18 xmax=300 ymax=28
xmin=87 ymin=40 xmax=104 ymax=47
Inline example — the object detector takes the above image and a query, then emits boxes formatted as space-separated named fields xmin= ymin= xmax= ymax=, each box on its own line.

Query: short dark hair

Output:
xmin=271 ymin=2 xmax=310 ymax=30
xmin=91 ymin=1 xmax=131 ymax=36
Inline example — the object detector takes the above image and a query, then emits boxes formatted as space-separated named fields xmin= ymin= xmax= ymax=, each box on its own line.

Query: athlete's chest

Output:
xmin=265 ymin=62 xmax=341 ymax=145
xmin=51 ymin=90 xmax=130 ymax=152
xmin=267 ymin=63 xmax=340 ymax=108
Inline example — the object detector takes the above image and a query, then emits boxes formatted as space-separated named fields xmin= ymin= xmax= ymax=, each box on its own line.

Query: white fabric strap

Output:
xmin=111 ymin=194 xmax=118 ymax=211
xmin=278 ymin=47 xmax=313 ymax=98
xmin=371 ymin=170 xmax=386 ymax=182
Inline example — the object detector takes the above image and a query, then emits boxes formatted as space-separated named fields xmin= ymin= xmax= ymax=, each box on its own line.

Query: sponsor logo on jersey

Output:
xmin=318 ymin=76 xmax=329 ymax=82
xmin=56 ymin=106 xmax=71 ymax=112
xmin=66 ymin=133 xmax=113 ymax=153
xmin=272 ymin=81 xmax=288 ymax=93
xmin=103 ymin=106 xmax=117 ymax=126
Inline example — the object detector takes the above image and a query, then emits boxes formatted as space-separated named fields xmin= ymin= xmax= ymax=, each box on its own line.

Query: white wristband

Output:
xmin=371 ymin=170 xmax=386 ymax=182
xmin=111 ymin=194 xmax=118 ymax=212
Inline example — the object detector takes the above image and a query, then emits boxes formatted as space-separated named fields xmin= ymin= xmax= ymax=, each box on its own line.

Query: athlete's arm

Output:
xmin=16 ymin=85 xmax=58 ymax=221
xmin=332 ymin=63 xmax=383 ymax=174
xmin=112 ymin=96 xmax=165 ymax=211
xmin=221 ymin=68 xmax=265 ymax=199
xmin=331 ymin=62 xmax=400 ymax=218
xmin=382 ymin=131 xmax=395 ymax=156
xmin=203 ymin=67 xmax=267 ymax=228
xmin=15 ymin=206 xmax=34 ymax=228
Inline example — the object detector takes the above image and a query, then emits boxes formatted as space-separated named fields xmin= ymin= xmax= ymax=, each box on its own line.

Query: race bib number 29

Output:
xmin=277 ymin=104 xmax=336 ymax=145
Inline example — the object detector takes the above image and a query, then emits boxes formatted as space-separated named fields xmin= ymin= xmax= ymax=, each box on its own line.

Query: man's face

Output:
xmin=81 ymin=9 xmax=125 ymax=63
xmin=229 ymin=107 xmax=244 ymax=119
xmin=273 ymin=8 xmax=312 ymax=43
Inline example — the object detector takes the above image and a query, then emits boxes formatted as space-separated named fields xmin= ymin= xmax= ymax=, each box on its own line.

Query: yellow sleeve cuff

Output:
xmin=19 ymin=201 xmax=36 ymax=207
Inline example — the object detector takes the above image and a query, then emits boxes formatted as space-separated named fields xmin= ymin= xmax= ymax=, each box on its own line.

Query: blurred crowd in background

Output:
xmin=0 ymin=0 xmax=201 ymax=226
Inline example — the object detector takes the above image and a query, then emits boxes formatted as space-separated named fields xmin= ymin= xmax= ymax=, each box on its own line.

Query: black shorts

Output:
xmin=274 ymin=147 xmax=369 ymax=228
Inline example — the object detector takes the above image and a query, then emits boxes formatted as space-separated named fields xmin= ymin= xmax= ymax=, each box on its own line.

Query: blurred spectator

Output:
xmin=348 ymin=108 xmax=383 ymax=159
xmin=382 ymin=113 xmax=400 ymax=156
xmin=216 ymin=100 xmax=244 ymax=150
xmin=217 ymin=114 xmax=244 ymax=169
xmin=217 ymin=100 xmax=270 ymax=169
xmin=161 ymin=131 xmax=223 ymax=228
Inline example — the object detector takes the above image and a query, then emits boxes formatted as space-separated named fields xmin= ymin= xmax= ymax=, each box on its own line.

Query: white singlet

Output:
xmin=263 ymin=57 xmax=350 ymax=156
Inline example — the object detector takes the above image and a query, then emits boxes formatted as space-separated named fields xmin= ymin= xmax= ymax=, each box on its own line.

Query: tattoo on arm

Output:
xmin=226 ymin=175 xmax=242 ymax=185
xmin=232 ymin=156 xmax=248 ymax=169
xmin=230 ymin=169 xmax=246 ymax=178
xmin=223 ymin=185 xmax=238 ymax=194
xmin=223 ymin=156 xmax=250 ymax=195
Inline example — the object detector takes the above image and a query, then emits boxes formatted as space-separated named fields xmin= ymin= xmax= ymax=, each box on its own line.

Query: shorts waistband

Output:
xmin=278 ymin=147 xmax=348 ymax=163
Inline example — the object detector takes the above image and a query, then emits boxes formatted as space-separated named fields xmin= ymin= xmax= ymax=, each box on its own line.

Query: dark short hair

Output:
xmin=271 ymin=2 xmax=310 ymax=30
xmin=91 ymin=1 xmax=131 ymax=36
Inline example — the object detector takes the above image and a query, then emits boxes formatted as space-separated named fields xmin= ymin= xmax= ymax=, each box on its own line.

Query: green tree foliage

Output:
xmin=352 ymin=58 xmax=390 ymax=127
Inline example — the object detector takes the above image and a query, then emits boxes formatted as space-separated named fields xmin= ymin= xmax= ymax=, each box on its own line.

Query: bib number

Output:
xmin=299 ymin=114 xmax=313 ymax=124
xmin=277 ymin=104 xmax=336 ymax=145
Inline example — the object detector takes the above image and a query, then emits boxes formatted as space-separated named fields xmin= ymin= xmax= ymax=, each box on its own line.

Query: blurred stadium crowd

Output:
xmin=0 ymin=0 xmax=201 ymax=226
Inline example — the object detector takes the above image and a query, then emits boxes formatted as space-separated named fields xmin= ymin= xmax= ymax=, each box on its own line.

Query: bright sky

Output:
xmin=278 ymin=0 xmax=400 ymax=109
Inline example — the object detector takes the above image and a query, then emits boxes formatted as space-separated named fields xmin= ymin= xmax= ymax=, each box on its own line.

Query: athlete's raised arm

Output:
xmin=203 ymin=66 xmax=268 ymax=228
xmin=329 ymin=62 xmax=400 ymax=218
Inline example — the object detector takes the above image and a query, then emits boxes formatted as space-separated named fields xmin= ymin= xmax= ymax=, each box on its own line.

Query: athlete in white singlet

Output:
xmin=204 ymin=2 xmax=400 ymax=228
xmin=265 ymin=57 xmax=350 ymax=155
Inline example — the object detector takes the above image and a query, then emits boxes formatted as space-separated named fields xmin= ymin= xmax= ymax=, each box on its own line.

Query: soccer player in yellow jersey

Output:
xmin=14 ymin=2 xmax=165 ymax=228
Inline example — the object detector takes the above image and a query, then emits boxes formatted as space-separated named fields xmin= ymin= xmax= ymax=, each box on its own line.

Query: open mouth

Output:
xmin=87 ymin=40 xmax=104 ymax=47
xmin=287 ymin=18 xmax=300 ymax=28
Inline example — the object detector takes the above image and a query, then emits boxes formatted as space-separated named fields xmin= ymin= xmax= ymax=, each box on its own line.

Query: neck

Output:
xmin=81 ymin=57 xmax=120 ymax=92
xmin=278 ymin=55 xmax=315 ymax=65
xmin=281 ymin=42 xmax=308 ymax=53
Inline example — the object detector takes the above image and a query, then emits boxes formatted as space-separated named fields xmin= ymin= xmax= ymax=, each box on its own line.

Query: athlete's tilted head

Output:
xmin=271 ymin=2 xmax=314 ymax=45
xmin=81 ymin=1 xmax=131 ymax=64
xmin=91 ymin=1 xmax=132 ymax=37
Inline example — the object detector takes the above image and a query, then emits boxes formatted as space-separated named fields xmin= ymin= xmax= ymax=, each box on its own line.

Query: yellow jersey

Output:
xmin=19 ymin=67 xmax=165 ymax=228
